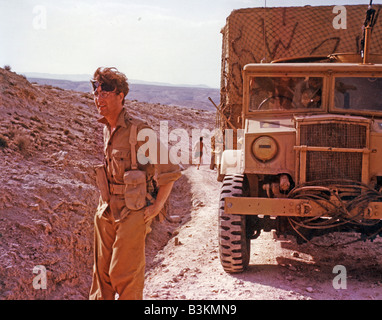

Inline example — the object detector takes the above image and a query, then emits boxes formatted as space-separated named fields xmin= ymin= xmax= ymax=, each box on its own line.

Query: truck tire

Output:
xmin=218 ymin=174 xmax=250 ymax=273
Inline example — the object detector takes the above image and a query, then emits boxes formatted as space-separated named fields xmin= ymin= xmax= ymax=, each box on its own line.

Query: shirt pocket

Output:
xmin=110 ymin=149 xmax=131 ymax=182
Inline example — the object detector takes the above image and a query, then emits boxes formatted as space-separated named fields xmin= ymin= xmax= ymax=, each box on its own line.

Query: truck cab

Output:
xmin=218 ymin=54 xmax=382 ymax=273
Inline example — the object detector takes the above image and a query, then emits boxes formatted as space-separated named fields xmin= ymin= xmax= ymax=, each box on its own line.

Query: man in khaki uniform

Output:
xmin=89 ymin=67 xmax=181 ymax=300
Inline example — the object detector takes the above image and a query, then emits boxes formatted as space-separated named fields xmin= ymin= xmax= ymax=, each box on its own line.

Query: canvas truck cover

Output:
xmin=219 ymin=5 xmax=382 ymax=130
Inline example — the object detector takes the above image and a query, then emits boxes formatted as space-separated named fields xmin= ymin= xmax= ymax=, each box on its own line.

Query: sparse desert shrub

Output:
xmin=36 ymin=124 xmax=46 ymax=132
xmin=81 ymin=92 xmax=93 ymax=100
xmin=3 ymin=89 xmax=15 ymax=96
xmin=22 ymin=88 xmax=36 ymax=100
xmin=0 ymin=136 xmax=8 ymax=148
xmin=15 ymin=135 xmax=30 ymax=155
xmin=19 ymin=122 xmax=29 ymax=129
xmin=4 ymin=65 xmax=11 ymax=71
xmin=7 ymin=128 xmax=16 ymax=139
xmin=30 ymin=115 xmax=42 ymax=123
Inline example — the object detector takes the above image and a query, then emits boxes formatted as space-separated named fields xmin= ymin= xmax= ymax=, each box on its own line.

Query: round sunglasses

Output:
xmin=91 ymin=80 xmax=115 ymax=93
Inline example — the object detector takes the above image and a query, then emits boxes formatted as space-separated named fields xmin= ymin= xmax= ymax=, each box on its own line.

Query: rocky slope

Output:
xmin=0 ymin=68 xmax=214 ymax=299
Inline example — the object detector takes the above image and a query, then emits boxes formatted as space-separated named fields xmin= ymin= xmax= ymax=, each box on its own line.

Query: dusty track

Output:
xmin=0 ymin=67 xmax=380 ymax=300
xmin=144 ymin=166 xmax=382 ymax=300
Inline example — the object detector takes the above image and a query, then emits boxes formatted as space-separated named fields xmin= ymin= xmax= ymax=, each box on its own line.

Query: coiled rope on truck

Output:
xmin=286 ymin=179 xmax=382 ymax=247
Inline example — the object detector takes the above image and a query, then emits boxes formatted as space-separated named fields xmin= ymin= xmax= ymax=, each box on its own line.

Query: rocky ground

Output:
xmin=0 ymin=67 xmax=213 ymax=300
xmin=144 ymin=166 xmax=382 ymax=300
xmin=0 ymin=67 xmax=381 ymax=300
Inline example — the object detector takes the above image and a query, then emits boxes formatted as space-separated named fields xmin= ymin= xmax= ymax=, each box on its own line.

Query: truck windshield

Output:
xmin=334 ymin=77 xmax=382 ymax=112
xmin=249 ymin=76 xmax=323 ymax=111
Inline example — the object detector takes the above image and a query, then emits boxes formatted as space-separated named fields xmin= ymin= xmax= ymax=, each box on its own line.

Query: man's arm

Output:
xmin=143 ymin=181 xmax=175 ymax=223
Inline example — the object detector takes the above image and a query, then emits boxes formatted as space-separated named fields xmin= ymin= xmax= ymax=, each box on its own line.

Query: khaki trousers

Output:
xmin=89 ymin=208 xmax=147 ymax=300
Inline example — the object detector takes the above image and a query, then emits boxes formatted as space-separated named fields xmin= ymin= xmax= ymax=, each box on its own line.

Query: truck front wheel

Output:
xmin=218 ymin=174 xmax=250 ymax=273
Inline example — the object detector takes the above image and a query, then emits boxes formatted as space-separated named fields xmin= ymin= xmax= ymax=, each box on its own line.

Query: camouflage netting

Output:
xmin=218 ymin=5 xmax=382 ymax=130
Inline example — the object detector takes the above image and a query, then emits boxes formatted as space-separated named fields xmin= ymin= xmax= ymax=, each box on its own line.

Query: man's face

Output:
xmin=93 ymin=80 xmax=124 ymax=119
xmin=301 ymin=91 xmax=311 ymax=108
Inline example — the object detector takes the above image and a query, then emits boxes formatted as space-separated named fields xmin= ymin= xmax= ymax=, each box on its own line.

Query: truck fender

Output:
xmin=219 ymin=149 xmax=243 ymax=176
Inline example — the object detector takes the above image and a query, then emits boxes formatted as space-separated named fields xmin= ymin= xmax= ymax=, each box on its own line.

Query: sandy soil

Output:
xmin=144 ymin=166 xmax=382 ymax=300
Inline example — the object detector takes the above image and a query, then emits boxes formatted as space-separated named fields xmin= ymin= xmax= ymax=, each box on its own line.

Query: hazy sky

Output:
xmin=0 ymin=0 xmax=380 ymax=88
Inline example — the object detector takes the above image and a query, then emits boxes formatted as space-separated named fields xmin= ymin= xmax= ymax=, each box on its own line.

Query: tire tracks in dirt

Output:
xmin=144 ymin=165 xmax=382 ymax=300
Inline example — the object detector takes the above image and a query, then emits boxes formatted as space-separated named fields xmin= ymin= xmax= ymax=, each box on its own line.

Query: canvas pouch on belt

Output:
xmin=123 ymin=124 xmax=147 ymax=211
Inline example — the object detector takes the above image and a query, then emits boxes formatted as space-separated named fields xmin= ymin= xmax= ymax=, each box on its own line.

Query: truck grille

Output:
xmin=299 ymin=122 xmax=367 ymax=182
xmin=300 ymin=123 xmax=367 ymax=148
xmin=305 ymin=151 xmax=363 ymax=181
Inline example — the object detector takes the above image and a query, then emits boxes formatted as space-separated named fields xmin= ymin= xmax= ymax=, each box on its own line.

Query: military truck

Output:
xmin=215 ymin=4 xmax=382 ymax=273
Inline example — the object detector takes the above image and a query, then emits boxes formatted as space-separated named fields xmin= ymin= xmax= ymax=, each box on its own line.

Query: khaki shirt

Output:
xmin=96 ymin=107 xmax=181 ymax=220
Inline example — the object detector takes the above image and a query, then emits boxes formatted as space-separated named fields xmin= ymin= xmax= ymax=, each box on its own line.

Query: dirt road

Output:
xmin=0 ymin=66 xmax=380 ymax=300
xmin=144 ymin=165 xmax=382 ymax=300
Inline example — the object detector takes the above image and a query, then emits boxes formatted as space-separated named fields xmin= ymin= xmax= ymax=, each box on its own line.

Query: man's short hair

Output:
xmin=93 ymin=67 xmax=129 ymax=104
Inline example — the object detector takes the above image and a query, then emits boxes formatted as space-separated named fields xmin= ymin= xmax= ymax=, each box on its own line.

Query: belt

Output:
xmin=109 ymin=183 xmax=155 ymax=202
xmin=109 ymin=183 xmax=124 ymax=195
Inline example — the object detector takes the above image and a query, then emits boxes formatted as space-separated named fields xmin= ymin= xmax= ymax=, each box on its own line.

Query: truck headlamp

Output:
xmin=252 ymin=136 xmax=278 ymax=162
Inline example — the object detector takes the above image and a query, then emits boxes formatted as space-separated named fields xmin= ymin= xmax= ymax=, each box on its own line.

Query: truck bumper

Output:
xmin=224 ymin=197 xmax=382 ymax=219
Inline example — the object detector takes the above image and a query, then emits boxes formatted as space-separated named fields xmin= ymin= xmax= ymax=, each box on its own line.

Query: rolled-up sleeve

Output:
xmin=136 ymin=122 xmax=182 ymax=186
xmin=155 ymin=163 xmax=182 ymax=186
xmin=155 ymin=137 xmax=182 ymax=186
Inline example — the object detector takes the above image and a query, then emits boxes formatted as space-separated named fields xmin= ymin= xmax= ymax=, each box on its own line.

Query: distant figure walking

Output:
xmin=193 ymin=137 xmax=206 ymax=170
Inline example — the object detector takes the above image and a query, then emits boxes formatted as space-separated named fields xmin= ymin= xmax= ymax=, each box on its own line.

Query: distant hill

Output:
xmin=25 ymin=74 xmax=220 ymax=111
xmin=23 ymin=72 xmax=92 ymax=82
xmin=127 ymin=83 xmax=219 ymax=111
xmin=27 ymin=77 xmax=92 ymax=93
